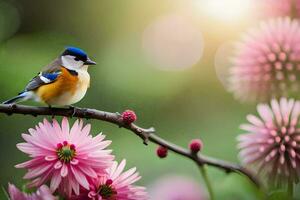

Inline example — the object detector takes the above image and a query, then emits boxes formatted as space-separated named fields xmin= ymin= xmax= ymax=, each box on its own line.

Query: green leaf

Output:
xmin=0 ymin=186 xmax=10 ymax=200
xmin=268 ymin=190 xmax=290 ymax=200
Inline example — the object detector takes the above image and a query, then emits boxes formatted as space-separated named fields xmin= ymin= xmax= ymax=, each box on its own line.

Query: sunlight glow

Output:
xmin=142 ymin=15 xmax=204 ymax=71
xmin=199 ymin=0 xmax=253 ymax=22
xmin=214 ymin=42 xmax=235 ymax=89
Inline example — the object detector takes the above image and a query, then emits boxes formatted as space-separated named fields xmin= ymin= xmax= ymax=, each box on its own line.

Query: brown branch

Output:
xmin=0 ymin=104 xmax=261 ymax=188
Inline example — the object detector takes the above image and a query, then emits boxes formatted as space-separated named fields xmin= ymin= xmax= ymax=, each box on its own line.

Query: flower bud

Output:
xmin=156 ymin=146 xmax=168 ymax=158
xmin=121 ymin=110 xmax=137 ymax=124
xmin=189 ymin=139 xmax=203 ymax=153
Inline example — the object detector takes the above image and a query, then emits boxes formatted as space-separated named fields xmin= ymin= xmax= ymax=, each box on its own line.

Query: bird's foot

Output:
xmin=48 ymin=105 xmax=55 ymax=118
xmin=69 ymin=105 xmax=78 ymax=117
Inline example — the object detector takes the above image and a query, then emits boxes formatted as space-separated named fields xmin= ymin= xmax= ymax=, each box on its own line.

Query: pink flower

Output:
xmin=237 ymin=98 xmax=300 ymax=185
xmin=15 ymin=117 xmax=114 ymax=197
xmin=8 ymin=183 xmax=57 ymax=200
xmin=72 ymin=159 xmax=147 ymax=200
xmin=229 ymin=17 xmax=300 ymax=102
xmin=149 ymin=175 xmax=207 ymax=200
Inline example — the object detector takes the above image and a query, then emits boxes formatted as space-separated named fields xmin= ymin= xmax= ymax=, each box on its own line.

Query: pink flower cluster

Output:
xmin=238 ymin=98 xmax=300 ymax=186
xmin=229 ymin=17 xmax=300 ymax=102
xmin=9 ymin=117 xmax=147 ymax=200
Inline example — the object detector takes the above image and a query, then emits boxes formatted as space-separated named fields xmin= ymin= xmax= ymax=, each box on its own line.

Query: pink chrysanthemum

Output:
xmin=8 ymin=183 xmax=57 ymax=200
xmin=229 ymin=17 xmax=300 ymax=102
xmin=149 ymin=175 xmax=206 ymax=200
xmin=237 ymin=98 xmax=300 ymax=186
xmin=15 ymin=117 xmax=114 ymax=197
xmin=71 ymin=159 xmax=147 ymax=200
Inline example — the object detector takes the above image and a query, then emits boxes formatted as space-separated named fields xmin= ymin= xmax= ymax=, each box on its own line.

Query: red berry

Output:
xmin=121 ymin=110 xmax=137 ymax=124
xmin=156 ymin=146 xmax=168 ymax=158
xmin=189 ymin=139 xmax=203 ymax=153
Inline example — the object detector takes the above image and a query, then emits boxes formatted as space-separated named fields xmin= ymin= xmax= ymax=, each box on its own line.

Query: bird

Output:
xmin=3 ymin=46 xmax=96 ymax=106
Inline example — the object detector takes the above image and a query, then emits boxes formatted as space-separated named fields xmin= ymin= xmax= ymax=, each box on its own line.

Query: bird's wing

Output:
xmin=24 ymin=70 xmax=61 ymax=91
xmin=42 ymin=58 xmax=63 ymax=72
xmin=24 ymin=59 xmax=63 ymax=92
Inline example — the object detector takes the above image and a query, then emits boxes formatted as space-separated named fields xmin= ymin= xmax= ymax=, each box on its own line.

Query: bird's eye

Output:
xmin=74 ymin=57 xmax=80 ymax=61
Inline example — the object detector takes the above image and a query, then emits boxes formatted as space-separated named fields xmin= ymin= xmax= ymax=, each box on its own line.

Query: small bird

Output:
xmin=3 ymin=47 xmax=96 ymax=106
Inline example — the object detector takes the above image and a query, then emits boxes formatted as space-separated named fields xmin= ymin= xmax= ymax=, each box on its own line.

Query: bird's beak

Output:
xmin=84 ymin=58 xmax=97 ymax=65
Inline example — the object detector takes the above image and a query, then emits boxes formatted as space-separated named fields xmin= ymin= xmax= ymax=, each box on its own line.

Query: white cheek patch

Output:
xmin=61 ymin=55 xmax=84 ymax=70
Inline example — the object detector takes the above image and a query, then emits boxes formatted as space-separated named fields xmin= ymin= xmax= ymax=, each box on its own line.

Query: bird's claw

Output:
xmin=69 ymin=106 xmax=78 ymax=117
xmin=48 ymin=105 xmax=55 ymax=118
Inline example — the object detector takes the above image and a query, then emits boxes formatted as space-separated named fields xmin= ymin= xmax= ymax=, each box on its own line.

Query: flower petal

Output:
xmin=71 ymin=166 xmax=89 ymax=189
xmin=61 ymin=164 xmax=68 ymax=177
xmin=50 ymin=170 xmax=62 ymax=191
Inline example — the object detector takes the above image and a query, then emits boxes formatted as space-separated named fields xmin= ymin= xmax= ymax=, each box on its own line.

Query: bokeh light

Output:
xmin=0 ymin=1 xmax=20 ymax=42
xmin=214 ymin=41 xmax=235 ymax=90
xmin=148 ymin=175 xmax=207 ymax=200
xmin=198 ymin=0 xmax=253 ymax=22
xmin=254 ymin=0 xmax=293 ymax=19
xmin=142 ymin=14 xmax=204 ymax=71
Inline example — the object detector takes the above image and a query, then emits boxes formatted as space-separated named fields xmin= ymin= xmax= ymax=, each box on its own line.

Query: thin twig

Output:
xmin=0 ymin=104 xmax=261 ymax=188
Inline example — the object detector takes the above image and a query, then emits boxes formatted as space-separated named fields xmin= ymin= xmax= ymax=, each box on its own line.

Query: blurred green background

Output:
xmin=0 ymin=0 xmax=299 ymax=199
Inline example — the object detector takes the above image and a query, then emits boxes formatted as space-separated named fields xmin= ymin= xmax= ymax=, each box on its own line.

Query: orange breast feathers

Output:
xmin=36 ymin=67 xmax=79 ymax=104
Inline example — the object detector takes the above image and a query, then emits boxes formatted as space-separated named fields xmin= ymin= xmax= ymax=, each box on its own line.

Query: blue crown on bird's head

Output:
xmin=62 ymin=46 xmax=88 ymax=61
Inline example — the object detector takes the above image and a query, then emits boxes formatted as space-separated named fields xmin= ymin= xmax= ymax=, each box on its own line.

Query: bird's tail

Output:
xmin=2 ymin=92 xmax=31 ymax=104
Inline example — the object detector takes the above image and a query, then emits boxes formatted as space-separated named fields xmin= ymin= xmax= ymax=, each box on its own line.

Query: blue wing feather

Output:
xmin=25 ymin=70 xmax=61 ymax=91
xmin=42 ymin=72 xmax=60 ymax=81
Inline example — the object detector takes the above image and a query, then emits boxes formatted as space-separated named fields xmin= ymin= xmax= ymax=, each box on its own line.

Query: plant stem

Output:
xmin=288 ymin=182 xmax=293 ymax=200
xmin=199 ymin=165 xmax=215 ymax=200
